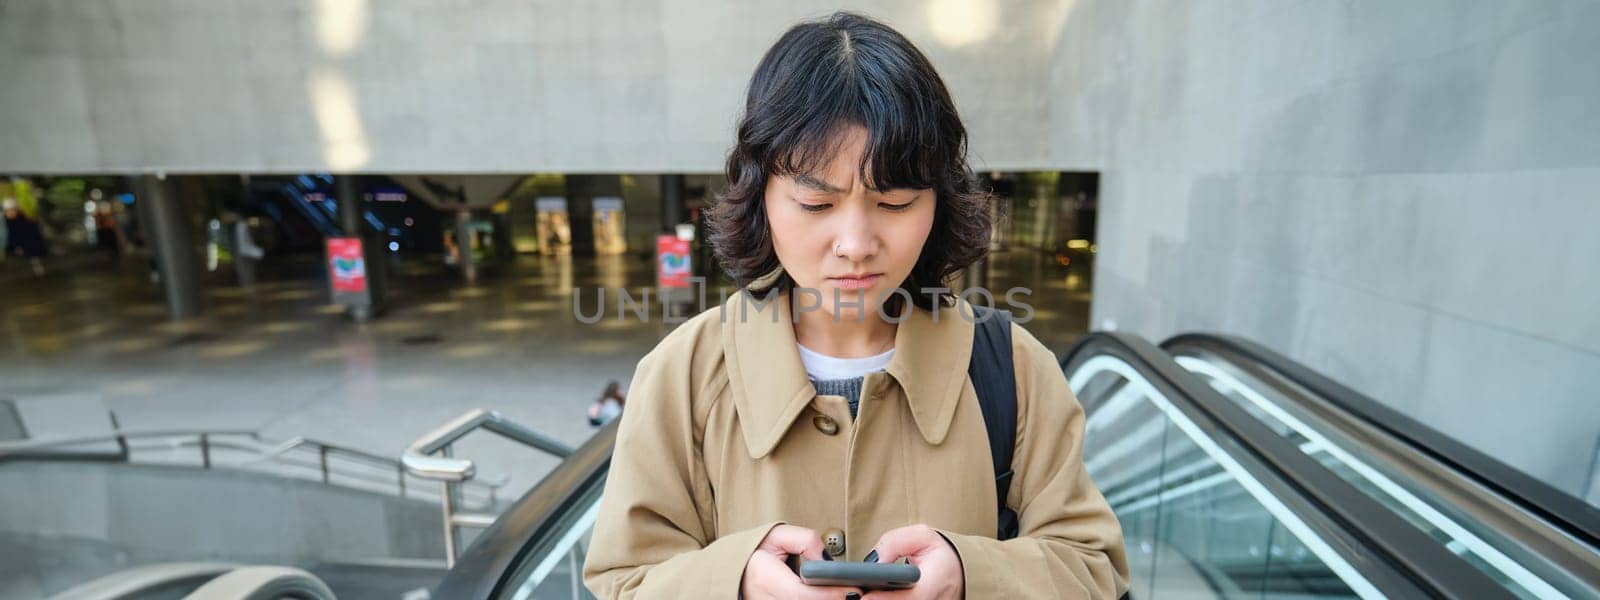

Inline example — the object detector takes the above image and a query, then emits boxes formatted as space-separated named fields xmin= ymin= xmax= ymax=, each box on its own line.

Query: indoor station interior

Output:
xmin=1 ymin=1 xmax=1597 ymax=599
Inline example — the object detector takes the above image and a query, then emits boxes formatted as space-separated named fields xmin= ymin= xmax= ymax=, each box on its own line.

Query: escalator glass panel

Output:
xmin=1073 ymin=359 xmax=1378 ymax=599
xmin=1175 ymin=354 xmax=1576 ymax=600
xmin=497 ymin=477 xmax=605 ymax=600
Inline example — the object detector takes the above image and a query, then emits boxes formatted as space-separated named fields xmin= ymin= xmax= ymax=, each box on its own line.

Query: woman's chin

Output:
xmin=823 ymin=283 xmax=881 ymax=306
xmin=790 ymin=281 xmax=897 ymax=321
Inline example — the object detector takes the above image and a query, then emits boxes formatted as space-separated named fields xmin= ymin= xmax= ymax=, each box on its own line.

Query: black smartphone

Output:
xmin=797 ymin=560 xmax=920 ymax=590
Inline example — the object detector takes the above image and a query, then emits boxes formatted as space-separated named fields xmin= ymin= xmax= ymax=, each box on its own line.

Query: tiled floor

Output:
xmin=1 ymin=247 xmax=1093 ymax=498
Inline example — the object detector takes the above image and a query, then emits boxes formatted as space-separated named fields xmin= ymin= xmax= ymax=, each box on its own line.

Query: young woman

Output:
xmin=585 ymin=13 xmax=1127 ymax=599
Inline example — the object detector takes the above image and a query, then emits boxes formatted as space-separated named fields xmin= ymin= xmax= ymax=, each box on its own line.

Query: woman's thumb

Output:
xmin=766 ymin=525 xmax=825 ymax=558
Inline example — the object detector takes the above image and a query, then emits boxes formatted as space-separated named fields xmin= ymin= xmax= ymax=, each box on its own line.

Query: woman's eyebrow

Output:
xmin=795 ymin=174 xmax=845 ymax=193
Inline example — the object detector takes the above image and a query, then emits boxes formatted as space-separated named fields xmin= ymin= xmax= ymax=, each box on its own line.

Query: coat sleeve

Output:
xmin=582 ymin=346 xmax=780 ymax=599
xmin=937 ymin=325 xmax=1130 ymax=599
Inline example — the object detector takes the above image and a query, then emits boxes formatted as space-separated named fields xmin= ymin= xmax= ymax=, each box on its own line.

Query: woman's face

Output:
xmin=763 ymin=125 xmax=936 ymax=321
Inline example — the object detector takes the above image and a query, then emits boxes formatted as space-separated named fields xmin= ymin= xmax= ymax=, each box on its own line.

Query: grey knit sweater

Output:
xmin=812 ymin=376 xmax=866 ymax=418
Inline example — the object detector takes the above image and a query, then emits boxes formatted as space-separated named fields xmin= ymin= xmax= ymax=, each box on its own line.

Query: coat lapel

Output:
xmin=884 ymin=297 xmax=975 ymax=445
xmin=722 ymin=289 xmax=977 ymax=457
xmin=722 ymin=289 xmax=816 ymax=458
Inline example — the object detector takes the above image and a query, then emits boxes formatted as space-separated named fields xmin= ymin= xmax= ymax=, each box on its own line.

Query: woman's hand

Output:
xmin=862 ymin=524 xmax=964 ymax=600
xmin=742 ymin=524 xmax=863 ymax=599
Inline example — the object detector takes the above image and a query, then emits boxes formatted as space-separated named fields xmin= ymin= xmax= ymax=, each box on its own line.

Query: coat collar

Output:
xmin=721 ymin=289 xmax=975 ymax=459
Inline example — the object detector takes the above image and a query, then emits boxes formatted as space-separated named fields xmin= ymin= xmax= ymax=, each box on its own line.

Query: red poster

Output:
xmin=657 ymin=235 xmax=691 ymax=289
xmin=327 ymin=237 xmax=367 ymax=293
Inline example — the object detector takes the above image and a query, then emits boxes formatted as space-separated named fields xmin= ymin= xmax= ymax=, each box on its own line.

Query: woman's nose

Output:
xmin=832 ymin=211 xmax=879 ymax=261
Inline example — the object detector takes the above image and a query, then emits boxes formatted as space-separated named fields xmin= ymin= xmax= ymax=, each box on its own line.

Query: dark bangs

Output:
xmin=708 ymin=12 xmax=994 ymax=309
xmin=755 ymin=30 xmax=957 ymax=193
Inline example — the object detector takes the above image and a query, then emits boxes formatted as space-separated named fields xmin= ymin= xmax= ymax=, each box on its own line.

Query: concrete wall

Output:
xmin=3 ymin=0 xmax=1596 ymax=500
xmin=0 ymin=0 xmax=1070 ymax=173
xmin=0 ymin=461 xmax=444 ymax=597
xmin=1052 ymin=1 xmax=1600 ymax=499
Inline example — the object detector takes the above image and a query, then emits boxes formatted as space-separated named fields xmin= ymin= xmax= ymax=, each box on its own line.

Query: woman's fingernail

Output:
xmin=864 ymin=550 xmax=879 ymax=563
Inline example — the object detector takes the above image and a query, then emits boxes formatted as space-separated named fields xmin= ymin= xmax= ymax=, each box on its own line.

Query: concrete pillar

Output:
xmin=565 ymin=175 xmax=621 ymax=257
xmin=567 ymin=195 xmax=595 ymax=258
xmin=136 ymin=174 xmax=204 ymax=319
xmin=962 ymin=255 xmax=990 ymax=294
xmin=659 ymin=174 xmax=686 ymax=232
xmin=337 ymin=176 xmax=361 ymax=236
xmin=335 ymin=175 xmax=385 ymax=320
xmin=455 ymin=209 xmax=476 ymax=283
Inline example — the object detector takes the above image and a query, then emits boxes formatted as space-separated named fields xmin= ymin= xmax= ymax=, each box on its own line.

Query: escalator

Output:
xmin=1069 ymin=332 xmax=1501 ymax=599
xmin=30 ymin=330 xmax=1473 ymax=598
xmin=419 ymin=331 xmax=1600 ymax=599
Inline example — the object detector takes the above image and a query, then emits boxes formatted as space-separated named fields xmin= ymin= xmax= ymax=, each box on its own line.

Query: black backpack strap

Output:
xmin=967 ymin=304 xmax=1019 ymax=540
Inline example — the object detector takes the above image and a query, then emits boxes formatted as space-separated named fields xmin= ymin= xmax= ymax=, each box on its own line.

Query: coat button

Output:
xmin=812 ymin=414 xmax=839 ymax=436
xmin=822 ymin=528 xmax=846 ymax=558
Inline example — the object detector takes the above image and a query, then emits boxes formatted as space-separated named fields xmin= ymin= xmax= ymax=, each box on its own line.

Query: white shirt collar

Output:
xmin=796 ymin=342 xmax=895 ymax=381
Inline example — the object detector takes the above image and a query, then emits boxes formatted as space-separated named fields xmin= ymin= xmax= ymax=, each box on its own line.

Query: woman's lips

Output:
xmin=830 ymin=274 xmax=882 ymax=290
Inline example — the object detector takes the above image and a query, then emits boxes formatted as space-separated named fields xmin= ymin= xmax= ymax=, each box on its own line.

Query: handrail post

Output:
xmin=568 ymin=546 xmax=581 ymax=600
xmin=398 ymin=464 xmax=407 ymax=499
xmin=200 ymin=433 xmax=211 ymax=469
xmin=440 ymin=443 xmax=459 ymax=567
xmin=401 ymin=409 xmax=573 ymax=564
xmin=107 ymin=411 xmax=129 ymax=461
xmin=319 ymin=445 xmax=330 ymax=484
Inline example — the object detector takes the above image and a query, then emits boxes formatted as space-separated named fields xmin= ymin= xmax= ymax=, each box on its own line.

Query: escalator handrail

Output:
xmin=182 ymin=566 xmax=336 ymax=600
xmin=48 ymin=562 xmax=238 ymax=600
xmin=1163 ymin=332 xmax=1600 ymax=549
xmin=431 ymin=419 xmax=618 ymax=600
xmin=1064 ymin=332 xmax=1517 ymax=599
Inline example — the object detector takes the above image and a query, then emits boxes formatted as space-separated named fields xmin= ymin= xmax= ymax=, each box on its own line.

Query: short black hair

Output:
xmin=706 ymin=11 xmax=993 ymax=311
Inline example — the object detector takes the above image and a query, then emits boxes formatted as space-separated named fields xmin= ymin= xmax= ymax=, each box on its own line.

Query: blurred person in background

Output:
xmin=93 ymin=203 xmax=123 ymax=260
xmin=3 ymin=198 xmax=48 ymax=276
xmin=588 ymin=380 xmax=627 ymax=427
xmin=231 ymin=212 xmax=265 ymax=287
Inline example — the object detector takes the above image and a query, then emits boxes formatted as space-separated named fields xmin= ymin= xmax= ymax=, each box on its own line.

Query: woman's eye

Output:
xmin=799 ymin=203 xmax=831 ymax=213
xmin=879 ymin=202 xmax=914 ymax=212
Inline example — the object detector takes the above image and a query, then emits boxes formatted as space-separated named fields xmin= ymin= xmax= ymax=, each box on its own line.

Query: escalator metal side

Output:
xmin=1165 ymin=333 xmax=1600 ymax=595
xmin=1163 ymin=332 xmax=1600 ymax=548
xmin=1065 ymin=332 xmax=1517 ymax=599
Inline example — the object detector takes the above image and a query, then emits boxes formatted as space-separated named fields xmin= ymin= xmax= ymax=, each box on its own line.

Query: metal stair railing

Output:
xmin=402 ymin=408 xmax=574 ymax=567
xmin=0 ymin=413 xmax=508 ymax=507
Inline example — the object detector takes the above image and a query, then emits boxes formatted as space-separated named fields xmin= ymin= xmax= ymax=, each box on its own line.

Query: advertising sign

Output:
xmin=657 ymin=234 xmax=691 ymax=289
xmin=327 ymin=237 xmax=368 ymax=293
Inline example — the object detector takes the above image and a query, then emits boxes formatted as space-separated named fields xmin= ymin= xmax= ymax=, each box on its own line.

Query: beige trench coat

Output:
xmin=583 ymin=291 xmax=1128 ymax=598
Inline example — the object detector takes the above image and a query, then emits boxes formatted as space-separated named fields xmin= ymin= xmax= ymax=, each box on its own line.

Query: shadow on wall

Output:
xmin=1091 ymin=168 xmax=1600 ymax=503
